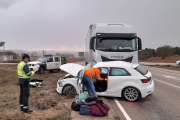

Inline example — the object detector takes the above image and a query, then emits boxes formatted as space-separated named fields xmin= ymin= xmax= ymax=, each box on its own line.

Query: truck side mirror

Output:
xmin=138 ymin=38 xmax=142 ymax=50
xmin=90 ymin=37 xmax=95 ymax=50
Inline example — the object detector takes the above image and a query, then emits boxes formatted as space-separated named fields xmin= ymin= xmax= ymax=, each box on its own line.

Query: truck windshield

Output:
xmin=36 ymin=57 xmax=47 ymax=63
xmin=96 ymin=39 xmax=137 ymax=52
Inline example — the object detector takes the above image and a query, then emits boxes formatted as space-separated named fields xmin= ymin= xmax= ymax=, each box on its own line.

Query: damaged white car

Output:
xmin=57 ymin=61 xmax=155 ymax=101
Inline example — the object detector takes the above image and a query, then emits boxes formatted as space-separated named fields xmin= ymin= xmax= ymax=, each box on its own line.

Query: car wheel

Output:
xmin=39 ymin=67 xmax=44 ymax=74
xmin=122 ymin=87 xmax=141 ymax=102
xmin=63 ymin=85 xmax=76 ymax=96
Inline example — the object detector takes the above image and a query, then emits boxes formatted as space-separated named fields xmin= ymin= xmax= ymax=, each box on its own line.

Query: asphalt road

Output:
xmin=115 ymin=66 xmax=180 ymax=120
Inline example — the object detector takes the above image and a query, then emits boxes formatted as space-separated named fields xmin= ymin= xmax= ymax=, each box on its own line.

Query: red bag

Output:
xmin=90 ymin=100 xmax=110 ymax=116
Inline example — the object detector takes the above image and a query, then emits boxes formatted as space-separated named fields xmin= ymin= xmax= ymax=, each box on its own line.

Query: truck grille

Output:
xmin=101 ymin=56 xmax=133 ymax=62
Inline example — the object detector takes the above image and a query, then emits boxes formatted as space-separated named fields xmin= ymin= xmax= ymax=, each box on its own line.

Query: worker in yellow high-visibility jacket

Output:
xmin=17 ymin=54 xmax=35 ymax=113
xmin=84 ymin=67 xmax=103 ymax=97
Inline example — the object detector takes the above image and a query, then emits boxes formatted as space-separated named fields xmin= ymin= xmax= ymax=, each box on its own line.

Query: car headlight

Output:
xmin=58 ymin=80 xmax=63 ymax=87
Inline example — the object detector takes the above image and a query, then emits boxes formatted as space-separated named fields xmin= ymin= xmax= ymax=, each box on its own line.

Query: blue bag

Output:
xmin=79 ymin=105 xmax=93 ymax=116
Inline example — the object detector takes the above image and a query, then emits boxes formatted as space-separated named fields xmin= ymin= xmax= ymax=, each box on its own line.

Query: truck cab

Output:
xmin=85 ymin=23 xmax=142 ymax=64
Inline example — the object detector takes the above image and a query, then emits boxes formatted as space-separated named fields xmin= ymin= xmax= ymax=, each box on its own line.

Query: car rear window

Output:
xmin=134 ymin=66 xmax=148 ymax=75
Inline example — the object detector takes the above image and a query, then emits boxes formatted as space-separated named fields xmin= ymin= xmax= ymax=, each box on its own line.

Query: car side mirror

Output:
xmin=138 ymin=38 xmax=142 ymax=50
xmin=90 ymin=37 xmax=95 ymax=51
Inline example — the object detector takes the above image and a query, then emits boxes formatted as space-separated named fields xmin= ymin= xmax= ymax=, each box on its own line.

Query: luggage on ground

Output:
xmin=85 ymin=96 xmax=98 ymax=103
xmin=80 ymin=105 xmax=93 ymax=116
xmin=79 ymin=92 xmax=89 ymax=102
xmin=71 ymin=102 xmax=81 ymax=111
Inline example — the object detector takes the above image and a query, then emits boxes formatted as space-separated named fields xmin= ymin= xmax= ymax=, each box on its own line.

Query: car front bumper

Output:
xmin=56 ymin=82 xmax=63 ymax=94
xmin=29 ymin=65 xmax=40 ymax=71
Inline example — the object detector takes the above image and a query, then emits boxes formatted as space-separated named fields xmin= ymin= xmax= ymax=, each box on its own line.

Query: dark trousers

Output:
xmin=20 ymin=81 xmax=30 ymax=107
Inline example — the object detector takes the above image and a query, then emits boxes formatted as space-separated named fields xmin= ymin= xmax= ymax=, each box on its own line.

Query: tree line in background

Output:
xmin=139 ymin=45 xmax=180 ymax=60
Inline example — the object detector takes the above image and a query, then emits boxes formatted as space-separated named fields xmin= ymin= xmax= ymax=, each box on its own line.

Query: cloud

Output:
xmin=0 ymin=0 xmax=21 ymax=9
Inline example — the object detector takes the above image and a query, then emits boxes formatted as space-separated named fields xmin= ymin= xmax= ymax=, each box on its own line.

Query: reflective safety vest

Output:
xmin=17 ymin=61 xmax=34 ymax=79
xmin=85 ymin=67 xmax=103 ymax=81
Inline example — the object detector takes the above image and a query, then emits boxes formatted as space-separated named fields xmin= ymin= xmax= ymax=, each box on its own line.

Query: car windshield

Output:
xmin=84 ymin=61 xmax=97 ymax=70
xmin=36 ymin=57 xmax=47 ymax=62
xmin=96 ymin=38 xmax=137 ymax=52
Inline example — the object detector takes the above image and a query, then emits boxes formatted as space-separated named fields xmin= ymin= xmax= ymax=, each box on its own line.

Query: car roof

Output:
xmin=93 ymin=61 xmax=139 ymax=68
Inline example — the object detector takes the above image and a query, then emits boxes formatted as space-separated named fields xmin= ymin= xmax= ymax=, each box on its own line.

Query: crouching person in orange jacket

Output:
xmin=83 ymin=67 xmax=103 ymax=97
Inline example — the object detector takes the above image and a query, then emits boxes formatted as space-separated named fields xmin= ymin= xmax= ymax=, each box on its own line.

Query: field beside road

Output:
xmin=0 ymin=57 xmax=83 ymax=63
xmin=139 ymin=57 xmax=180 ymax=63
xmin=0 ymin=58 xmax=83 ymax=120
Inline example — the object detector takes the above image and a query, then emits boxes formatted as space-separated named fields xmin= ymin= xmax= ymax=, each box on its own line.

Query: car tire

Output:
xmin=122 ymin=87 xmax=141 ymax=102
xmin=63 ymin=85 xmax=76 ymax=96
xmin=39 ymin=67 xmax=44 ymax=74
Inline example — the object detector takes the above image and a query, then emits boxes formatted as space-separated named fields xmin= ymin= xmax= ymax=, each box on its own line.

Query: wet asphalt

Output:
xmin=114 ymin=66 xmax=180 ymax=120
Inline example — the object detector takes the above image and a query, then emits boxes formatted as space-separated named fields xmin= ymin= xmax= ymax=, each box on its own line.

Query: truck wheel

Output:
xmin=39 ymin=67 xmax=44 ymax=74
xmin=49 ymin=70 xmax=53 ymax=73
xmin=122 ymin=87 xmax=141 ymax=102
xmin=63 ymin=85 xmax=76 ymax=96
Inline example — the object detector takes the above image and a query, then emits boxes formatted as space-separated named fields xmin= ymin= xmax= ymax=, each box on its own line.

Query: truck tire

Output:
xmin=49 ymin=70 xmax=53 ymax=73
xmin=39 ymin=67 xmax=44 ymax=74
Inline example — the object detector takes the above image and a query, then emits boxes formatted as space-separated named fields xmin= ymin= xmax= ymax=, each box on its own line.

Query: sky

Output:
xmin=0 ymin=0 xmax=180 ymax=52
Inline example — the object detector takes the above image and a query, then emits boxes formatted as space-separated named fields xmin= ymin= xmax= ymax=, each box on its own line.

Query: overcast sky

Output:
xmin=0 ymin=0 xmax=180 ymax=52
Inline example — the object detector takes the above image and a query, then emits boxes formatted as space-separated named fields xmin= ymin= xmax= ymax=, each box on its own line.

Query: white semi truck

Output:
xmin=85 ymin=23 xmax=142 ymax=64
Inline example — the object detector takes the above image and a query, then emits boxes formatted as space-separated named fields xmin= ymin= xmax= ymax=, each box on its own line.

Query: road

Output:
xmin=115 ymin=66 xmax=180 ymax=120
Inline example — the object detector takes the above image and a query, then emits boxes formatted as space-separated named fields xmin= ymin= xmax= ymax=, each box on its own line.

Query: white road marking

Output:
xmin=114 ymin=98 xmax=131 ymax=120
xmin=163 ymin=75 xmax=180 ymax=80
xmin=153 ymin=78 xmax=180 ymax=89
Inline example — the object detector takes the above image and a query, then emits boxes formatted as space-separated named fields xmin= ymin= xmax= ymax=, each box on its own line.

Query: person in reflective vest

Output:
xmin=17 ymin=54 xmax=35 ymax=113
xmin=84 ymin=67 xmax=103 ymax=97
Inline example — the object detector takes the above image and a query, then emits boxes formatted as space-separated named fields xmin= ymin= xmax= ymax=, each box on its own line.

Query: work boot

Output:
xmin=23 ymin=108 xmax=33 ymax=113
